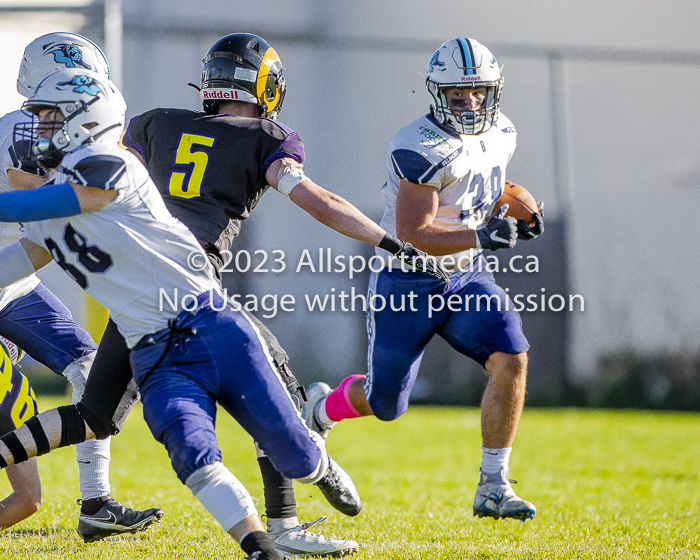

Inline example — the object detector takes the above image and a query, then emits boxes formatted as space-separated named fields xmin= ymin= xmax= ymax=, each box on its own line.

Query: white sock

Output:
xmin=76 ymin=438 xmax=112 ymax=500
xmin=267 ymin=516 xmax=299 ymax=533
xmin=317 ymin=398 xmax=336 ymax=428
xmin=63 ymin=353 xmax=112 ymax=500
xmin=481 ymin=446 xmax=512 ymax=475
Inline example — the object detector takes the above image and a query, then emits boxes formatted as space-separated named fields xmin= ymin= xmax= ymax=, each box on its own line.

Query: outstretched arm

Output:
xmin=0 ymin=182 xmax=118 ymax=223
xmin=266 ymin=158 xmax=450 ymax=284
xmin=266 ymin=158 xmax=385 ymax=246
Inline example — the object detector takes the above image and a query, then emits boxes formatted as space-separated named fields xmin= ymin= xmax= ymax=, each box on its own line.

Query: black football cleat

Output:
xmin=314 ymin=455 xmax=362 ymax=517
xmin=77 ymin=499 xmax=164 ymax=542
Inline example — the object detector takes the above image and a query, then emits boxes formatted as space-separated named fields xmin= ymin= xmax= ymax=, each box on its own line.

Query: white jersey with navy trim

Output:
xmin=378 ymin=112 xmax=517 ymax=266
xmin=23 ymin=142 xmax=221 ymax=348
xmin=0 ymin=109 xmax=41 ymax=311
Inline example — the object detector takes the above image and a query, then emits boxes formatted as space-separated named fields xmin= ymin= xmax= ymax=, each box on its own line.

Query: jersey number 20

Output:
xmin=168 ymin=133 xmax=216 ymax=199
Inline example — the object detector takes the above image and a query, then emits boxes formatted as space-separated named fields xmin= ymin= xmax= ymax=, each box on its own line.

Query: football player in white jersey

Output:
xmin=0 ymin=32 xmax=162 ymax=537
xmin=0 ymin=67 xmax=447 ymax=559
xmin=303 ymin=38 xmax=544 ymax=522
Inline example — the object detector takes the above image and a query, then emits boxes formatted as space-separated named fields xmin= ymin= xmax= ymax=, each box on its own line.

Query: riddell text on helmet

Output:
xmin=202 ymin=89 xmax=240 ymax=99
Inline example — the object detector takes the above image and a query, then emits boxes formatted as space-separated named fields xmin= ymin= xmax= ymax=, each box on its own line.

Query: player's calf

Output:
xmin=0 ymin=460 xmax=41 ymax=528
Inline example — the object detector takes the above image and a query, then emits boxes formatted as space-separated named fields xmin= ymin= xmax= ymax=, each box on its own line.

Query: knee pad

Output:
xmin=62 ymin=352 xmax=96 ymax=404
xmin=185 ymin=462 xmax=257 ymax=532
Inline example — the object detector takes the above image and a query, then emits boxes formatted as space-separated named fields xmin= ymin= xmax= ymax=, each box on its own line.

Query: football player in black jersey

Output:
xmin=1 ymin=33 xmax=448 ymax=559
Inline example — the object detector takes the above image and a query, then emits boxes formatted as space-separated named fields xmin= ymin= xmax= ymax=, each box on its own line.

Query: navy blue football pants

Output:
xmin=365 ymin=256 xmax=530 ymax=421
xmin=0 ymin=282 xmax=97 ymax=373
xmin=129 ymin=292 xmax=322 ymax=484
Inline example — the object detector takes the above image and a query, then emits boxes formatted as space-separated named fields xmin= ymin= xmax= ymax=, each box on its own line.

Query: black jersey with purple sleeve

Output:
xmin=122 ymin=108 xmax=305 ymax=255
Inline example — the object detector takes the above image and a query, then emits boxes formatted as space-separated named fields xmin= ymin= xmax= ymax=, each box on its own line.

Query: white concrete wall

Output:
xmin=2 ymin=0 xmax=699 ymax=384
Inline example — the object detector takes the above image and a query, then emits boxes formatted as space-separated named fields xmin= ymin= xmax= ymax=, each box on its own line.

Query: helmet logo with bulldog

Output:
xmin=47 ymin=43 xmax=93 ymax=70
xmin=56 ymin=74 xmax=103 ymax=96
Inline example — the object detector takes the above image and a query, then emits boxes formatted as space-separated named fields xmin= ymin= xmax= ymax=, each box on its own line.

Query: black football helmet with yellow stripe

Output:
xmin=200 ymin=33 xmax=286 ymax=120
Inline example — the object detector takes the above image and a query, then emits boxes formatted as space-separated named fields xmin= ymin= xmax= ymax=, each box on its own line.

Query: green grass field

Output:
xmin=1 ymin=396 xmax=698 ymax=559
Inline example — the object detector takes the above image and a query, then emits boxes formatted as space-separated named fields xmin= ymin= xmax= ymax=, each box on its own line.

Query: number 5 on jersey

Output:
xmin=168 ymin=133 xmax=216 ymax=199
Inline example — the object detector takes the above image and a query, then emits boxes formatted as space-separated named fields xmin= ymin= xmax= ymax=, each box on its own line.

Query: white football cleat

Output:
xmin=473 ymin=468 xmax=536 ymax=521
xmin=302 ymin=382 xmax=335 ymax=439
xmin=267 ymin=516 xmax=359 ymax=558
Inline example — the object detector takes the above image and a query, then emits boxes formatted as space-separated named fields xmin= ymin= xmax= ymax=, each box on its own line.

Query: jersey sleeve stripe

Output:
xmin=72 ymin=155 xmax=127 ymax=190
xmin=391 ymin=149 xmax=439 ymax=184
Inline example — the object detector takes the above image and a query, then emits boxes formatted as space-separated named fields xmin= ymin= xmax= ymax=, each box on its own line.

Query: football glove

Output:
xmin=517 ymin=201 xmax=544 ymax=241
xmin=378 ymin=234 xmax=451 ymax=285
xmin=476 ymin=205 xmax=518 ymax=251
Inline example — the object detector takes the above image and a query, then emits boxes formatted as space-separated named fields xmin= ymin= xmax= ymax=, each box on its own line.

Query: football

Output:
xmin=492 ymin=181 xmax=539 ymax=225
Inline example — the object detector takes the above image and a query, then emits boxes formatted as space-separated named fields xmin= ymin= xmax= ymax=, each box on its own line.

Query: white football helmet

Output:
xmin=17 ymin=32 xmax=111 ymax=98
xmin=426 ymin=38 xmax=503 ymax=135
xmin=14 ymin=69 xmax=126 ymax=168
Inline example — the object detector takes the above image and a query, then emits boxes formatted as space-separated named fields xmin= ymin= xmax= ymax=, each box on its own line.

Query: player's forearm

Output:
xmin=7 ymin=169 xmax=49 ymax=190
xmin=397 ymin=223 xmax=479 ymax=256
xmin=290 ymin=180 xmax=385 ymax=246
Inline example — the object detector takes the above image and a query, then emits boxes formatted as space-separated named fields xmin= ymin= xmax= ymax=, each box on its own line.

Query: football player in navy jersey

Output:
xmin=0 ymin=32 xmax=162 ymax=538
xmin=303 ymin=38 xmax=543 ymax=522
xmin=122 ymin=32 xmax=438 ymax=557
xmin=0 ymin=336 xmax=41 ymax=528
xmin=0 ymin=35 xmax=448 ymax=559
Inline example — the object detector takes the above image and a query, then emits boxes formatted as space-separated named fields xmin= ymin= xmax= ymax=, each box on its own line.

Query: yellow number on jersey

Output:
xmin=11 ymin=374 xmax=36 ymax=428
xmin=168 ymin=133 xmax=216 ymax=199
xmin=0 ymin=353 xmax=13 ymax=405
